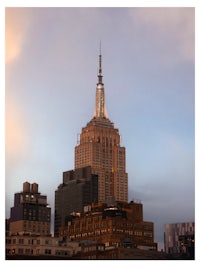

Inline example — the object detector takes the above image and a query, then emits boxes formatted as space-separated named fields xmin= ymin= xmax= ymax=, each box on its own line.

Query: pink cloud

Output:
xmin=5 ymin=8 xmax=31 ymax=64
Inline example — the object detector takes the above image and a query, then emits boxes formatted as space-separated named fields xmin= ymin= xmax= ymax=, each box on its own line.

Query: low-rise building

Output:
xmin=59 ymin=201 xmax=157 ymax=250
xmin=6 ymin=234 xmax=168 ymax=260
xmin=6 ymin=234 xmax=118 ymax=259
xmin=6 ymin=234 xmax=80 ymax=259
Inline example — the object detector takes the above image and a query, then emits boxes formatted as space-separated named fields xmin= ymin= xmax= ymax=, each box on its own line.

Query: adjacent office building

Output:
xmin=54 ymin=166 xmax=98 ymax=236
xmin=8 ymin=182 xmax=51 ymax=236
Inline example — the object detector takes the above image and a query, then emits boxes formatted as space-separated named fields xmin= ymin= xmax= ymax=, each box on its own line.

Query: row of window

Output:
xmin=6 ymin=248 xmax=70 ymax=256
xmin=55 ymin=250 xmax=70 ymax=256
xmin=22 ymin=229 xmax=49 ymax=234
xmin=23 ymin=219 xmax=50 ymax=226
xmin=80 ymin=136 xmax=118 ymax=146
xmin=6 ymin=238 xmax=53 ymax=245
xmin=73 ymin=219 xmax=138 ymax=229
xmin=6 ymin=248 xmax=34 ymax=255
xmin=83 ymin=245 xmax=98 ymax=252
xmin=135 ymin=224 xmax=153 ymax=230
xmin=66 ymin=228 xmax=152 ymax=239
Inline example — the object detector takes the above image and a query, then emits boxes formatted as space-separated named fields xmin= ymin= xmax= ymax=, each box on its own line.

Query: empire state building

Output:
xmin=75 ymin=52 xmax=128 ymax=202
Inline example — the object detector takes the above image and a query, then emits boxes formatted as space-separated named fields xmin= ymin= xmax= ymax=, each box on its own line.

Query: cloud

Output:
xmin=5 ymin=8 xmax=30 ymax=64
xmin=128 ymin=8 xmax=194 ymax=64
xmin=5 ymin=8 xmax=34 ymax=180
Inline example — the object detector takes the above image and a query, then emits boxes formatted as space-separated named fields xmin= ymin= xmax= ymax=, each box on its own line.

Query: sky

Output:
xmin=4 ymin=5 xmax=196 ymax=250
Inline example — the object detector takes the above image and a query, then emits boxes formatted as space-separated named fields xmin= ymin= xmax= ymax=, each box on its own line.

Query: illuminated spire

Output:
xmin=98 ymin=42 xmax=103 ymax=84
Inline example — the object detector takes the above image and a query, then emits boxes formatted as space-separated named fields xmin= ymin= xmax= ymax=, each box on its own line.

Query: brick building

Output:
xmin=6 ymin=235 xmax=118 ymax=260
xmin=8 ymin=182 xmax=51 ymax=236
xmin=6 ymin=233 xmax=169 ymax=260
xmin=59 ymin=201 xmax=157 ymax=250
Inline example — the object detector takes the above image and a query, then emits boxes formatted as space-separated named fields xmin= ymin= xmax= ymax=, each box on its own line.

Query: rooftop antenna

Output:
xmin=98 ymin=41 xmax=103 ymax=84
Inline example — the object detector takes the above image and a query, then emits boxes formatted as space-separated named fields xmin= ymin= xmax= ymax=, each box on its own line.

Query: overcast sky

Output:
xmin=5 ymin=6 xmax=195 ymax=249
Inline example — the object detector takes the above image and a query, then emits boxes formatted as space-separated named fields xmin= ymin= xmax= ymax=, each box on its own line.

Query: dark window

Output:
xmin=45 ymin=249 xmax=51 ymax=255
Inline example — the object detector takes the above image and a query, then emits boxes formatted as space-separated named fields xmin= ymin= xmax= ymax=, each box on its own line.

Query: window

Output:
xmin=144 ymin=232 xmax=152 ymax=237
xmin=18 ymin=248 xmax=23 ymax=254
xmin=134 ymin=231 xmax=142 ymax=236
xmin=19 ymin=239 xmax=24 ymax=244
xmin=6 ymin=249 xmax=11 ymax=254
xmin=56 ymin=250 xmax=69 ymax=256
xmin=45 ymin=249 xmax=51 ymax=255
xmin=6 ymin=239 xmax=11 ymax=244
xmin=84 ymin=247 xmax=88 ymax=252
xmin=144 ymin=225 xmax=152 ymax=230
xmin=98 ymin=245 xmax=104 ymax=251
xmin=45 ymin=239 xmax=52 ymax=245
xmin=25 ymin=249 xmax=33 ymax=255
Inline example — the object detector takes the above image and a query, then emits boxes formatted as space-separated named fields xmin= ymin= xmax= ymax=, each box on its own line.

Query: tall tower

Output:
xmin=75 ymin=51 xmax=128 ymax=202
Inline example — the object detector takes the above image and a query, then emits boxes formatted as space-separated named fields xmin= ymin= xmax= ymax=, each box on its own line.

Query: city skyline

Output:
xmin=5 ymin=7 xmax=195 ymax=249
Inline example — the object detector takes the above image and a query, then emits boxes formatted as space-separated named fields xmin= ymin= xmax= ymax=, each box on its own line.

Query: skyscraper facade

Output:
xmin=54 ymin=166 xmax=98 ymax=236
xmin=75 ymin=52 xmax=128 ymax=202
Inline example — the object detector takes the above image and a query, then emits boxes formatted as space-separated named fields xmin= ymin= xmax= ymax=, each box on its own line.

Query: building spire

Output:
xmin=94 ymin=45 xmax=108 ymax=119
xmin=98 ymin=41 xmax=103 ymax=84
